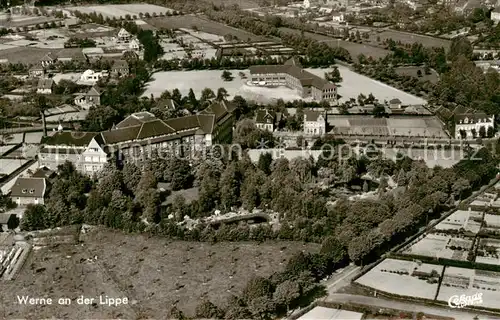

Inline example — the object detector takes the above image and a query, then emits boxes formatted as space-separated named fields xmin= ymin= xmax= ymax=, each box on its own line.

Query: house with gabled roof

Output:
xmin=116 ymin=28 xmax=132 ymax=43
xmin=304 ymin=110 xmax=326 ymax=135
xmin=29 ymin=64 xmax=45 ymax=78
xmin=37 ymin=78 xmax=55 ymax=94
xmin=111 ymin=59 xmax=129 ymax=77
xmin=10 ymin=177 xmax=48 ymax=206
xmin=40 ymin=52 xmax=57 ymax=68
xmin=255 ymin=109 xmax=280 ymax=131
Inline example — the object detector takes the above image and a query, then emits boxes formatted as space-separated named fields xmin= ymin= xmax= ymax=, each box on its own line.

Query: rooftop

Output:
xmin=10 ymin=177 xmax=47 ymax=198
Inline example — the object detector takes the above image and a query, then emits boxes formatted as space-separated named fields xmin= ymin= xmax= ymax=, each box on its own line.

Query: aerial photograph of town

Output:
xmin=0 ymin=0 xmax=499 ymax=318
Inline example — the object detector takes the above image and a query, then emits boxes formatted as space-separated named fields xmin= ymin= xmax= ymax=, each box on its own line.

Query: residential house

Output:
xmin=111 ymin=59 xmax=129 ymax=77
xmin=37 ymin=78 xmax=55 ymax=94
xmin=255 ymin=109 xmax=280 ymax=131
xmin=38 ymin=131 xmax=106 ymax=175
xmin=388 ymin=98 xmax=402 ymax=109
xmin=38 ymin=100 xmax=236 ymax=173
xmin=74 ymin=86 xmax=102 ymax=109
xmin=40 ymin=52 xmax=57 ymax=68
xmin=129 ymin=39 xmax=140 ymax=51
xmin=332 ymin=12 xmax=344 ymax=22
xmin=28 ymin=64 xmax=45 ymax=78
xmin=57 ymin=48 xmax=87 ymax=63
xmin=492 ymin=7 xmax=500 ymax=22
xmin=304 ymin=110 xmax=326 ymax=135
xmin=455 ymin=112 xmax=495 ymax=139
xmin=10 ymin=177 xmax=48 ymax=206
xmin=249 ymin=57 xmax=337 ymax=102
xmin=116 ymin=28 xmax=132 ymax=43
xmin=79 ymin=69 xmax=103 ymax=84
xmin=163 ymin=98 xmax=179 ymax=110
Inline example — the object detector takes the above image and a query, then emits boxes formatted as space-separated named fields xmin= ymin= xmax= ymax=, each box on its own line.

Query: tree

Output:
xmin=200 ymin=88 xmax=215 ymax=103
xmin=448 ymin=37 xmax=473 ymax=61
xmin=324 ymin=66 xmax=342 ymax=83
xmin=21 ymin=204 xmax=49 ymax=231
xmin=397 ymin=169 xmax=407 ymax=186
xmin=320 ymin=236 xmax=346 ymax=264
xmin=273 ymin=280 xmax=300 ymax=313
xmin=479 ymin=126 xmax=486 ymax=138
xmin=242 ymin=276 xmax=274 ymax=304
xmin=258 ymin=152 xmax=273 ymax=175
xmin=372 ymin=104 xmax=386 ymax=117
xmin=416 ymin=69 xmax=422 ymax=77
xmin=487 ymin=126 xmax=494 ymax=138
xmin=35 ymin=94 xmax=49 ymax=137
xmin=216 ymin=87 xmax=228 ymax=101
xmin=221 ymin=70 xmax=233 ymax=81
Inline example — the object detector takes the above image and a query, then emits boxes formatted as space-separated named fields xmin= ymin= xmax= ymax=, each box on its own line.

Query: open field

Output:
xmin=355 ymin=258 xmax=442 ymax=299
xmin=370 ymin=30 xmax=451 ymax=50
xmin=484 ymin=214 xmax=500 ymax=230
xmin=434 ymin=210 xmax=483 ymax=234
xmin=395 ymin=66 xmax=440 ymax=84
xmin=0 ymin=46 xmax=53 ymax=64
xmin=144 ymin=66 xmax=427 ymax=105
xmin=147 ymin=15 xmax=269 ymax=41
xmin=0 ymin=158 xmax=29 ymax=176
xmin=402 ymin=234 xmax=473 ymax=261
xmin=206 ymin=0 xmax=262 ymax=9
xmin=65 ymin=4 xmax=173 ymax=19
xmin=437 ymin=267 xmax=500 ymax=309
xmin=0 ymin=15 xmax=59 ymax=29
xmin=0 ymin=228 xmax=319 ymax=318
xmin=278 ymin=27 xmax=390 ymax=60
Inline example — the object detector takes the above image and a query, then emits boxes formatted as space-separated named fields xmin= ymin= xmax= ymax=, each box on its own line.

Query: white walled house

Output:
xmin=37 ymin=78 xmax=55 ymax=94
xmin=116 ymin=28 xmax=132 ymax=43
xmin=129 ymin=39 xmax=140 ymax=51
xmin=304 ymin=110 xmax=326 ymax=135
xmin=79 ymin=69 xmax=103 ymax=84
xmin=332 ymin=13 xmax=344 ymax=22
xmin=255 ymin=109 xmax=280 ymax=131
xmin=455 ymin=113 xmax=495 ymax=139
xmin=81 ymin=137 xmax=108 ymax=175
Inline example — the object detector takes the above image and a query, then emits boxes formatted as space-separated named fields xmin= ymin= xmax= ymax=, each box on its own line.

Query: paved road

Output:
xmin=323 ymin=265 xmax=361 ymax=294
xmin=324 ymin=294 xmax=500 ymax=320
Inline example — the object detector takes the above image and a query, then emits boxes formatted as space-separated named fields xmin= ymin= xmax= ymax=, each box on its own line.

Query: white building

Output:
xmin=116 ymin=28 xmax=132 ymax=43
xmin=304 ymin=110 xmax=326 ymax=135
xmin=79 ymin=69 xmax=103 ymax=84
xmin=455 ymin=112 xmax=495 ymax=139
xmin=129 ymin=39 xmax=140 ymax=51
xmin=36 ymin=78 xmax=54 ymax=94
xmin=492 ymin=9 xmax=500 ymax=22
xmin=332 ymin=12 xmax=344 ymax=22
xmin=81 ymin=137 xmax=108 ymax=175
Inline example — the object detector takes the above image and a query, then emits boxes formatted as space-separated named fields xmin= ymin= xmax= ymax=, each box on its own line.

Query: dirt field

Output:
xmin=0 ymin=228 xmax=319 ymax=318
xmin=147 ymin=15 xmax=269 ymax=41
xmin=278 ymin=27 xmax=390 ymax=60
xmin=0 ymin=46 xmax=53 ymax=64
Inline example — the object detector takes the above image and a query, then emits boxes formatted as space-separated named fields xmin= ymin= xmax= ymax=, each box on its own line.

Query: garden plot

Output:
xmin=437 ymin=267 xmax=500 ymax=309
xmin=434 ymin=210 xmax=483 ymax=234
xmin=0 ymin=159 xmax=28 ymax=176
xmin=483 ymin=214 xmax=500 ymax=230
xmin=475 ymin=238 xmax=500 ymax=266
xmin=180 ymin=28 xmax=225 ymax=42
xmin=355 ymin=258 xmax=442 ymax=299
xmin=65 ymin=4 xmax=172 ymax=19
xmin=52 ymin=72 xmax=82 ymax=84
xmin=403 ymin=234 xmax=473 ymax=261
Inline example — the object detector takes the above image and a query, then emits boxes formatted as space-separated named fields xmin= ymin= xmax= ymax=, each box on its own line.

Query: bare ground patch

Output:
xmin=1 ymin=228 xmax=319 ymax=318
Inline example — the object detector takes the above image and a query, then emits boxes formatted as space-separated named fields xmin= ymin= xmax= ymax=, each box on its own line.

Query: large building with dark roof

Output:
xmin=249 ymin=57 xmax=337 ymax=102
xmin=38 ymin=100 xmax=236 ymax=174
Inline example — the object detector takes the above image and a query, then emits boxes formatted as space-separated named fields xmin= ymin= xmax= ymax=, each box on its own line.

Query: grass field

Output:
xmin=370 ymin=30 xmax=451 ymax=50
xmin=65 ymin=4 xmax=173 ymax=19
xmin=205 ymin=0 xmax=262 ymax=9
xmin=147 ymin=15 xmax=268 ymax=41
xmin=395 ymin=66 xmax=440 ymax=84
xmin=0 ymin=228 xmax=319 ymax=318
xmin=278 ymin=27 xmax=390 ymax=60
xmin=0 ymin=46 xmax=53 ymax=64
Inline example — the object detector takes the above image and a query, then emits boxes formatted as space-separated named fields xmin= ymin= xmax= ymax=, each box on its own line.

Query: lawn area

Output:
xmin=370 ymin=30 xmax=451 ymax=50
xmin=0 ymin=228 xmax=319 ymax=318
xmin=394 ymin=66 xmax=440 ymax=84
xmin=147 ymin=15 xmax=269 ymax=41
xmin=278 ymin=27 xmax=390 ymax=60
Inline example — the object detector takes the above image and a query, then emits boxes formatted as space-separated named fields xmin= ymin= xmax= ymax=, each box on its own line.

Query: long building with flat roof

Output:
xmin=249 ymin=57 xmax=337 ymax=102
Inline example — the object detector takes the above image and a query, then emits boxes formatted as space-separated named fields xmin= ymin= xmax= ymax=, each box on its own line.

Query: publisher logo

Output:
xmin=448 ymin=293 xmax=483 ymax=308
